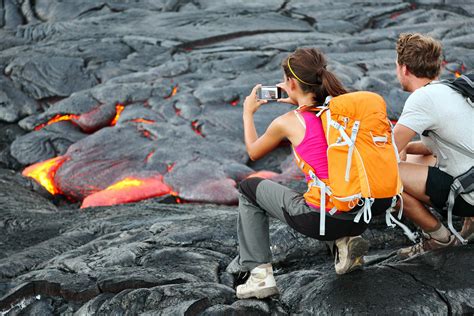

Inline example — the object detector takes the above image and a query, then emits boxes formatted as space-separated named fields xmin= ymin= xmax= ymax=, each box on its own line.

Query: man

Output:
xmin=393 ymin=33 xmax=473 ymax=258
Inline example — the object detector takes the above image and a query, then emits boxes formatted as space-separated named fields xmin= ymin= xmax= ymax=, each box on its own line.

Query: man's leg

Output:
xmin=399 ymin=161 xmax=439 ymax=231
xmin=398 ymin=161 xmax=458 ymax=258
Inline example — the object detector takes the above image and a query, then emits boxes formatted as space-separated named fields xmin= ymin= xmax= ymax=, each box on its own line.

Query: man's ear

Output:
xmin=402 ymin=64 xmax=410 ymax=76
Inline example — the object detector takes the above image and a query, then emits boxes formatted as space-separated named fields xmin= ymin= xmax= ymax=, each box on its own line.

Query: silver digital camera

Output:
xmin=257 ymin=86 xmax=282 ymax=101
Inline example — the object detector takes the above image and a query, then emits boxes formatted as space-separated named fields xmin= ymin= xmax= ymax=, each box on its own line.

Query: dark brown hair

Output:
xmin=396 ymin=33 xmax=443 ymax=79
xmin=281 ymin=48 xmax=347 ymax=108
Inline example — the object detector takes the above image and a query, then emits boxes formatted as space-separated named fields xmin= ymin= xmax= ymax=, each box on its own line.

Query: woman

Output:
xmin=236 ymin=48 xmax=393 ymax=299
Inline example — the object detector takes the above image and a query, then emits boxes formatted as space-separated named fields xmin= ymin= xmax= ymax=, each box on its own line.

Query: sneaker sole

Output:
xmin=348 ymin=236 xmax=370 ymax=259
xmin=335 ymin=237 xmax=369 ymax=275
xmin=236 ymin=286 xmax=279 ymax=299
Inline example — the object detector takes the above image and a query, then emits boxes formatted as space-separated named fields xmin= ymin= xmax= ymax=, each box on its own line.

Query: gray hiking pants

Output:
xmin=237 ymin=177 xmax=391 ymax=271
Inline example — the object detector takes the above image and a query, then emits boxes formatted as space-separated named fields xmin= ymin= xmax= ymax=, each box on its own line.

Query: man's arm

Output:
xmin=404 ymin=140 xmax=432 ymax=155
xmin=393 ymin=123 xmax=417 ymax=153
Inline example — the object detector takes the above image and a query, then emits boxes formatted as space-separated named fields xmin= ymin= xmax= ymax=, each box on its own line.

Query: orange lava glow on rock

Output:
xmin=167 ymin=162 xmax=176 ymax=172
xmin=111 ymin=104 xmax=125 ymax=126
xmin=455 ymin=72 xmax=461 ymax=78
xmin=34 ymin=114 xmax=80 ymax=131
xmin=191 ymin=120 xmax=204 ymax=137
xmin=230 ymin=98 xmax=239 ymax=106
xmin=131 ymin=118 xmax=155 ymax=124
xmin=145 ymin=150 xmax=155 ymax=162
xmin=22 ymin=156 xmax=67 ymax=195
xmin=165 ymin=85 xmax=179 ymax=99
xmin=246 ymin=170 xmax=279 ymax=180
xmin=81 ymin=176 xmax=175 ymax=208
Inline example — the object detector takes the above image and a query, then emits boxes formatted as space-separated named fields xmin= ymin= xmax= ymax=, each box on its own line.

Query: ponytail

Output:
xmin=282 ymin=48 xmax=348 ymax=109
xmin=321 ymin=69 xmax=347 ymax=101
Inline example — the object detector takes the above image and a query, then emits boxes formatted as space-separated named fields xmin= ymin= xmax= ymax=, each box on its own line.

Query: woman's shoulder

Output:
xmin=275 ymin=110 xmax=300 ymax=124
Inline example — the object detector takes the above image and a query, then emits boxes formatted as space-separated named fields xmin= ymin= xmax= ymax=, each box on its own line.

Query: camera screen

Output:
xmin=260 ymin=86 xmax=279 ymax=100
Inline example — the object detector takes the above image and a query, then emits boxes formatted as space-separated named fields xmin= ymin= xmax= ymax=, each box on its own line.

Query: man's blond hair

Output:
xmin=396 ymin=33 xmax=443 ymax=79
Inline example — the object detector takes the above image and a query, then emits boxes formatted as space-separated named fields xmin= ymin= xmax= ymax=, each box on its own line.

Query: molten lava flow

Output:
xmin=111 ymin=104 xmax=125 ymax=126
xmin=390 ymin=12 xmax=401 ymax=20
xmin=455 ymin=72 xmax=461 ymax=78
xmin=145 ymin=150 xmax=155 ymax=162
xmin=81 ymin=176 xmax=175 ymax=208
xmin=167 ymin=162 xmax=176 ymax=172
xmin=230 ymin=98 xmax=239 ymax=106
xmin=246 ymin=170 xmax=279 ymax=180
xmin=22 ymin=156 xmax=67 ymax=195
xmin=165 ymin=84 xmax=179 ymax=99
xmin=131 ymin=118 xmax=155 ymax=124
xmin=170 ymin=191 xmax=182 ymax=203
xmin=191 ymin=120 xmax=205 ymax=137
xmin=173 ymin=105 xmax=182 ymax=116
xmin=34 ymin=114 xmax=80 ymax=131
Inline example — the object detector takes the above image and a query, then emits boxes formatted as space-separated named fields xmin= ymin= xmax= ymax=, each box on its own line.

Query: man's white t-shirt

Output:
xmin=398 ymin=81 xmax=474 ymax=205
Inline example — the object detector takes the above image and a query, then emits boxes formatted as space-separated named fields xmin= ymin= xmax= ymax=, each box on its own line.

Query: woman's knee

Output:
xmin=239 ymin=177 xmax=265 ymax=205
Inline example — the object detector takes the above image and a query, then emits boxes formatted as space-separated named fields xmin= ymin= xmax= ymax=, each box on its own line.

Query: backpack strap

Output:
xmin=308 ymin=170 xmax=333 ymax=236
xmin=294 ymin=110 xmax=306 ymax=128
xmin=423 ymin=130 xmax=474 ymax=160
xmin=446 ymin=166 xmax=474 ymax=244
xmin=353 ymin=197 xmax=373 ymax=224
xmin=434 ymin=73 xmax=474 ymax=107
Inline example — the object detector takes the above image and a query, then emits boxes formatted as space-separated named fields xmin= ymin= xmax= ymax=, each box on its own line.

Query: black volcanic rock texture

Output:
xmin=1 ymin=0 xmax=472 ymax=206
xmin=0 ymin=0 xmax=473 ymax=314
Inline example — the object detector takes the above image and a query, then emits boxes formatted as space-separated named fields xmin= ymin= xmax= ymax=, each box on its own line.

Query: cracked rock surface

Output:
xmin=1 ymin=169 xmax=473 ymax=314
xmin=0 ymin=170 xmax=474 ymax=315
xmin=0 ymin=0 xmax=473 ymax=314
xmin=1 ymin=0 xmax=472 ymax=205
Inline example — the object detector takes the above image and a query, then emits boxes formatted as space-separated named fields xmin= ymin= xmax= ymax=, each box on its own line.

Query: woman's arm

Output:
xmin=243 ymin=85 xmax=287 ymax=161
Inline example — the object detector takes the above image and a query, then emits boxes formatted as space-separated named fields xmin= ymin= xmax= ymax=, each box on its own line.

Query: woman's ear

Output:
xmin=288 ymin=77 xmax=297 ymax=91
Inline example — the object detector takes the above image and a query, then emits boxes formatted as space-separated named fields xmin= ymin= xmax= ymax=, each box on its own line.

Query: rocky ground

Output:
xmin=0 ymin=169 xmax=473 ymax=315
xmin=1 ymin=0 xmax=473 ymax=314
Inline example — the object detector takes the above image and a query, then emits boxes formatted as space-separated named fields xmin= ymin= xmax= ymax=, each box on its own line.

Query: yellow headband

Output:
xmin=287 ymin=58 xmax=319 ymax=86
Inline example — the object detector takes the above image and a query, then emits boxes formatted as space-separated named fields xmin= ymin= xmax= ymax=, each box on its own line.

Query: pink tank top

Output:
xmin=293 ymin=110 xmax=329 ymax=181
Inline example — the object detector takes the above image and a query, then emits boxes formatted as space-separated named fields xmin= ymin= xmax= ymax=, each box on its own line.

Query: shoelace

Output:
xmin=408 ymin=242 xmax=425 ymax=255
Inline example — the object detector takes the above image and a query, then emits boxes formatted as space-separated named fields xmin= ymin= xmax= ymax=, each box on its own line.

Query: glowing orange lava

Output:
xmin=230 ymin=98 xmax=239 ymax=106
xmin=22 ymin=156 xmax=67 ymax=195
xmin=145 ymin=150 xmax=155 ymax=162
xmin=167 ymin=162 xmax=176 ymax=172
xmin=111 ymin=104 xmax=125 ymax=126
xmin=170 ymin=191 xmax=182 ymax=203
xmin=455 ymin=72 xmax=461 ymax=78
xmin=191 ymin=120 xmax=204 ymax=137
xmin=34 ymin=114 xmax=80 ymax=131
xmin=246 ymin=170 xmax=279 ymax=180
xmin=165 ymin=85 xmax=179 ymax=99
xmin=81 ymin=176 xmax=175 ymax=208
xmin=131 ymin=118 xmax=155 ymax=124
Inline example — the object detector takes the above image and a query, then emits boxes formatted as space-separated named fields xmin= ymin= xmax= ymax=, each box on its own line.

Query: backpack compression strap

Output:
xmin=446 ymin=166 xmax=474 ymax=244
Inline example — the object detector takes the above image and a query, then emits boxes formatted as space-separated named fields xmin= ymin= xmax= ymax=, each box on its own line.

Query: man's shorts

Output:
xmin=426 ymin=166 xmax=474 ymax=217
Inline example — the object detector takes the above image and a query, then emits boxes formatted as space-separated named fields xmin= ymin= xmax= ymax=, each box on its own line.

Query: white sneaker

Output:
xmin=236 ymin=263 xmax=279 ymax=299
xmin=460 ymin=217 xmax=474 ymax=242
xmin=334 ymin=236 xmax=369 ymax=275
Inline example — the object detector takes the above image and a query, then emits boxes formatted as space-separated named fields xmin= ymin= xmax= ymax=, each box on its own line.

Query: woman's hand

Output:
xmin=243 ymin=84 xmax=267 ymax=116
xmin=276 ymin=82 xmax=297 ymax=105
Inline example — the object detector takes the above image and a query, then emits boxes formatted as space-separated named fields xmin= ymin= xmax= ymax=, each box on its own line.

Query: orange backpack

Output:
xmin=294 ymin=91 xmax=404 ymax=236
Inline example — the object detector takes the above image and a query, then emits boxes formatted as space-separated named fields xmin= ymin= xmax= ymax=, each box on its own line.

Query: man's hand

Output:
xmin=399 ymin=148 xmax=407 ymax=161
